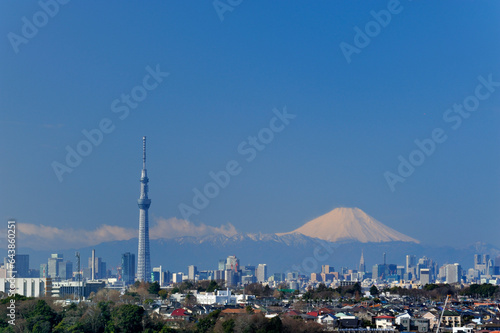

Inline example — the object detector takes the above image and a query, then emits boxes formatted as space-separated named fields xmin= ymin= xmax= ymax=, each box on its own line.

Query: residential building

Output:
xmin=400 ymin=317 xmax=430 ymax=332
xmin=443 ymin=310 xmax=461 ymax=328
xmin=374 ymin=315 xmax=395 ymax=329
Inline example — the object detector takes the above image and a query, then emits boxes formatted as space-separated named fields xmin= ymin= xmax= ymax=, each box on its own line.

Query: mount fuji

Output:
xmin=278 ymin=207 xmax=419 ymax=243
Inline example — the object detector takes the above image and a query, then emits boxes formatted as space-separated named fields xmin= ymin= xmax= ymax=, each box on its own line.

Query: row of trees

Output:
xmin=389 ymin=283 xmax=500 ymax=300
xmin=0 ymin=296 xmax=170 ymax=333
xmin=0 ymin=296 xmax=326 ymax=333
xmin=298 ymin=283 xmax=500 ymax=303
xmin=195 ymin=309 xmax=324 ymax=333
xmin=301 ymin=283 xmax=363 ymax=301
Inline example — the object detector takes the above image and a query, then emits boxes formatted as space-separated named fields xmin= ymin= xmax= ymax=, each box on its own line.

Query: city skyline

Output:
xmin=6 ymin=248 xmax=498 ymax=285
xmin=1 ymin=1 xmax=500 ymax=251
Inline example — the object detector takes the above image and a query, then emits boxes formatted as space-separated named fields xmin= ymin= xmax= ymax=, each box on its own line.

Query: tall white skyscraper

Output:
xmin=188 ymin=265 xmax=197 ymax=281
xmin=257 ymin=264 xmax=268 ymax=283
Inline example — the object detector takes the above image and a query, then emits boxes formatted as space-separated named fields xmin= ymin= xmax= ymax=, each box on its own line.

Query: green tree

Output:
xmin=148 ymin=282 xmax=161 ymax=295
xmin=158 ymin=289 xmax=169 ymax=300
xmin=222 ymin=318 xmax=235 ymax=333
xmin=196 ymin=309 xmax=221 ymax=333
xmin=0 ymin=294 xmax=31 ymax=304
xmin=264 ymin=316 xmax=283 ymax=333
xmin=53 ymin=302 xmax=86 ymax=333
xmin=465 ymin=284 xmax=499 ymax=298
xmin=111 ymin=304 xmax=145 ymax=333
xmin=25 ymin=300 xmax=60 ymax=333
xmin=370 ymin=285 xmax=379 ymax=296
xmin=206 ymin=280 xmax=219 ymax=292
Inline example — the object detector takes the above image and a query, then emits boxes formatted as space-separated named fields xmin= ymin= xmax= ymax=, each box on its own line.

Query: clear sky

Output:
xmin=1 ymin=1 xmax=499 ymax=250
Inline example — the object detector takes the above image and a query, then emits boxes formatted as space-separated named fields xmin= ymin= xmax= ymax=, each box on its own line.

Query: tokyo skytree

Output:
xmin=137 ymin=136 xmax=151 ymax=282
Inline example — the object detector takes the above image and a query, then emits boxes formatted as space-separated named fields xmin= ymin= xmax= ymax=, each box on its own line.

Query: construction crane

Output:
xmin=436 ymin=294 xmax=450 ymax=333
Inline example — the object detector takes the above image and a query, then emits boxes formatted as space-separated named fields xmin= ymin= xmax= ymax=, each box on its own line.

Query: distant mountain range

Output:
xmin=24 ymin=234 xmax=499 ymax=276
xmin=21 ymin=207 xmax=500 ymax=274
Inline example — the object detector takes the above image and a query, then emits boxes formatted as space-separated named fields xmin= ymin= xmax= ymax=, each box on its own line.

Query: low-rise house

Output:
xmin=443 ymin=310 xmax=462 ymax=327
xmin=399 ymin=317 xmax=430 ymax=332
xmin=451 ymin=327 xmax=473 ymax=333
xmin=153 ymin=305 xmax=174 ymax=319
xmin=422 ymin=311 xmax=439 ymax=329
xmin=336 ymin=313 xmax=361 ymax=328
xmin=374 ymin=315 xmax=395 ymax=329
xmin=395 ymin=312 xmax=411 ymax=325
xmin=221 ymin=308 xmax=262 ymax=315
xmin=284 ymin=310 xmax=302 ymax=317
xmin=170 ymin=308 xmax=192 ymax=321
xmin=317 ymin=313 xmax=338 ymax=328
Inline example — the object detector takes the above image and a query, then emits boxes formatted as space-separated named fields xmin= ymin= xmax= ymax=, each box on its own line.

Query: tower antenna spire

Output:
xmin=143 ymin=136 xmax=147 ymax=169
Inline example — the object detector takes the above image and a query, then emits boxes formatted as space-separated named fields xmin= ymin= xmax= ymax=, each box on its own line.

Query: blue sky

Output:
xmin=1 ymin=0 xmax=499 ymax=250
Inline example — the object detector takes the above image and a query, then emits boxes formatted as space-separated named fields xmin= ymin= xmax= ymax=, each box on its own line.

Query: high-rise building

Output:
xmin=58 ymin=261 xmax=73 ymax=280
xmin=256 ymin=264 xmax=267 ymax=283
xmin=359 ymin=250 xmax=365 ymax=273
xmin=40 ymin=264 xmax=48 ymax=278
xmin=445 ymin=263 xmax=462 ymax=284
xmin=188 ymin=265 xmax=197 ymax=281
xmin=397 ymin=266 xmax=405 ymax=278
xmin=48 ymin=254 xmax=63 ymax=278
xmin=99 ymin=261 xmax=107 ymax=279
xmin=474 ymin=254 xmax=490 ymax=275
xmin=225 ymin=256 xmax=239 ymax=272
xmin=420 ymin=268 xmax=431 ymax=285
xmin=122 ymin=252 xmax=135 ymax=285
xmin=405 ymin=254 xmax=416 ymax=280
xmin=172 ymin=272 xmax=183 ymax=283
xmin=152 ymin=266 xmax=167 ymax=286
xmin=137 ymin=136 xmax=152 ymax=282
xmin=372 ymin=264 xmax=385 ymax=281
xmin=88 ymin=256 xmax=107 ymax=280
xmin=322 ymin=265 xmax=334 ymax=274
xmin=273 ymin=273 xmax=285 ymax=282
xmin=406 ymin=255 xmax=416 ymax=272
xmin=12 ymin=254 xmax=29 ymax=278
xmin=241 ymin=266 xmax=255 ymax=277
xmin=225 ymin=269 xmax=236 ymax=286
